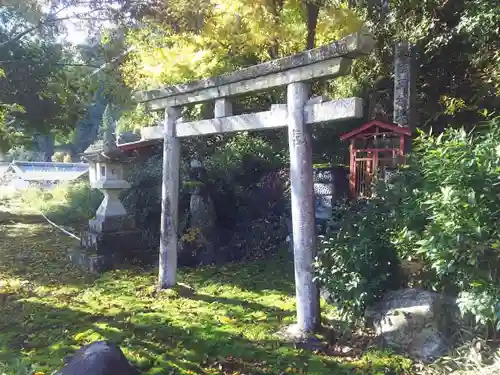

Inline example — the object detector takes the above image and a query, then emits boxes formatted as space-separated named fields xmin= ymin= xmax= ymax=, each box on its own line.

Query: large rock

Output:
xmin=179 ymin=161 xmax=217 ymax=266
xmin=55 ymin=341 xmax=140 ymax=375
xmin=367 ymin=288 xmax=459 ymax=363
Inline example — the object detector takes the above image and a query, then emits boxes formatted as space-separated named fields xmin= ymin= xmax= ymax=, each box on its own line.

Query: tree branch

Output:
xmin=305 ymin=0 xmax=323 ymax=50
xmin=0 ymin=60 xmax=101 ymax=68
xmin=0 ymin=7 xmax=114 ymax=49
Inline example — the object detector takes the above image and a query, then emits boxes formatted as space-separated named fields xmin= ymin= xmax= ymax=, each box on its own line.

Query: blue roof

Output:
xmin=9 ymin=161 xmax=89 ymax=181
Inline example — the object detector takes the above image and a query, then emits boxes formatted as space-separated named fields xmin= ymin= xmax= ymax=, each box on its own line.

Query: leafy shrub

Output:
xmin=206 ymin=132 xmax=284 ymax=183
xmin=20 ymin=180 xmax=103 ymax=223
xmin=316 ymin=116 xmax=500 ymax=330
xmin=0 ymin=358 xmax=37 ymax=375
xmin=206 ymin=132 xmax=286 ymax=222
xmin=7 ymin=145 xmax=44 ymax=161
xmin=389 ymin=117 xmax=500 ymax=331
xmin=116 ymin=103 xmax=160 ymax=134
xmin=314 ymin=198 xmax=402 ymax=321
xmin=51 ymin=151 xmax=65 ymax=162
xmin=121 ymin=133 xmax=287 ymax=260
xmin=122 ymin=152 xmax=163 ymax=248
xmin=121 ymin=150 xmax=192 ymax=248
xmin=119 ymin=132 xmax=287 ymax=255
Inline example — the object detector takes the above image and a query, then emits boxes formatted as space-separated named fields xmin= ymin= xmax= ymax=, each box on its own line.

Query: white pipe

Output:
xmin=38 ymin=209 xmax=81 ymax=241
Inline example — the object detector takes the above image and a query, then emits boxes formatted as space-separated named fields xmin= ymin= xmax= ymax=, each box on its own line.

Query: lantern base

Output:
xmin=88 ymin=215 xmax=136 ymax=233
xmin=69 ymin=216 xmax=154 ymax=273
xmin=68 ymin=248 xmax=111 ymax=274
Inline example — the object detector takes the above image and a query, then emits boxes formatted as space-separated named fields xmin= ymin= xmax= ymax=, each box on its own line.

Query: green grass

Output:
xmin=0 ymin=196 xmax=414 ymax=375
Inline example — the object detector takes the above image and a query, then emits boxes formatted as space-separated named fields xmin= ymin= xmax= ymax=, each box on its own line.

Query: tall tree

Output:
xmin=0 ymin=0 xmax=101 ymax=151
xmin=342 ymin=0 xmax=500 ymax=131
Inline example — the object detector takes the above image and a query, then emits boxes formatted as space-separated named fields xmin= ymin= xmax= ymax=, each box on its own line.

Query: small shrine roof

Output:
xmin=340 ymin=120 xmax=412 ymax=141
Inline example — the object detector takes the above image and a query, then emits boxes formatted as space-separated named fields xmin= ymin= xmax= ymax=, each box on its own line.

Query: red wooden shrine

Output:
xmin=340 ymin=120 xmax=411 ymax=197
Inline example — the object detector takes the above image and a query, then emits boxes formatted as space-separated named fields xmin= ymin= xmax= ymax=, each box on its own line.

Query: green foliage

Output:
xmin=205 ymin=132 xmax=286 ymax=185
xmin=99 ymin=104 xmax=114 ymax=140
xmin=456 ymin=0 xmax=500 ymax=95
xmin=20 ymin=181 xmax=103 ymax=223
xmin=204 ymin=132 xmax=287 ymax=241
xmin=0 ymin=103 xmax=25 ymax=151
xmin=388 ymin=117 xmax=500 ymax=329
xmin=116 ymin=103 xmax=160 ymax=133
xmin=316 ymin=116 xmax=500 ymax=330
xmin=122 ymin=152 xmax=165 ymax=247
xmin=6 ymin=146 xmax=44 ymax=162
xmin=338 ymin=0 xmax=500 ymax=133
xmin=0 ymin=0 xmax=100 ymax=150
xmin=121 ymin=0 xmax=362 ymax=89
xmin=314 ymin=198 xmax=401 ymax=321
xmin=317 ymin=116 xmax=500 ymax=329
xmin=0 ymin=358 xmax=37 ymax=375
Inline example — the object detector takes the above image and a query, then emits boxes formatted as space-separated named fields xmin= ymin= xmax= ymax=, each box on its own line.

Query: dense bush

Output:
xmin=0 ymin=359 xmax=36 ymax=375
xmin=389 ymin=117 xmax=500 ymax=331
xmin=205 ymin=132 xmax=286 ymax=191
xmin=315 ymin=116 xmax=500 ymax=332
xmin=204 ymin=132 xmax=286 ymax=222
xmin=7 ymin=145 xmax=45 ymax=162
xmin=314 ymin=198 xmax=402 ymax=321
xmin=20 ymin=180 xmax=102 ymax=223
xmin=118 ymin=133 xmax=287 ymax=258
xmin=121 ymin=152 xmax=162 ymax=247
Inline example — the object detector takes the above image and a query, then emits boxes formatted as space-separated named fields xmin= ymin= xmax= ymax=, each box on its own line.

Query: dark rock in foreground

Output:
xmin=55 ymin=341 xmax=140 ymax=375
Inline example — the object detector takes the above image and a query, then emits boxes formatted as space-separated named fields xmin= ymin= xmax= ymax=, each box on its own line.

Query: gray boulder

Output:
xmin=55 ymin=341 xmax=140 ymax=375
xmin=366 ymin=288 xmax=459 ymax=363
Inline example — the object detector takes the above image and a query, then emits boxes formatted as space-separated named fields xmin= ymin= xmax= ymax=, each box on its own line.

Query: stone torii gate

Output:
xmin=134 ymin=31 xmax=375 ymax=334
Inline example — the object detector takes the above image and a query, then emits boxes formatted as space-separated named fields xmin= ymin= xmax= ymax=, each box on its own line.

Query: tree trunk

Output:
xmin=305 ymin=0 xmax=321 ymax=50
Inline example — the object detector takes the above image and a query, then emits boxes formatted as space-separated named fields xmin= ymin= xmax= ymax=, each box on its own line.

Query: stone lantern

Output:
xmin=69 ymin=139 xmax=143 ymax=273
xmin=88 ymin=152 xmax=130 ymax=222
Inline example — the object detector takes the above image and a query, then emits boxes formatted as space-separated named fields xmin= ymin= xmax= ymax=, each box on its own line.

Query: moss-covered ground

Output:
xmin=0 ymin=195 xmax=414 ymax=374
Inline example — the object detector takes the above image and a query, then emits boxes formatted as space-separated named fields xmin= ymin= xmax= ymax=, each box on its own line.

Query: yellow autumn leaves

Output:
xmin=120 ymin=0 xmax=363 ymax=90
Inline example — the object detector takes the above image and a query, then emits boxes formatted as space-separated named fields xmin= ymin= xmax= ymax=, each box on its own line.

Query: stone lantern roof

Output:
xmin=81 ymin=139 xmax=133 ymax=164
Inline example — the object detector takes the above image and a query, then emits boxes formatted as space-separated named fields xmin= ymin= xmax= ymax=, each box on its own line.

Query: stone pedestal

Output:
xmin=71 ymin=217 xmax=143 ymax=273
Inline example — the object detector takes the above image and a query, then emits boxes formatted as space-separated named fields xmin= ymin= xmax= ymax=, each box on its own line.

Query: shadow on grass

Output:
xmin=0 ymin=211 xmax=46 ymax=225
xmin=0 ymin=298 xmax=361 ymax=375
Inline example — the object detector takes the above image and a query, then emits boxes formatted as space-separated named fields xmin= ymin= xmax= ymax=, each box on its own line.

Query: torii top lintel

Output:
xmin=133 ymin=31 xmax=376 ymax=110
